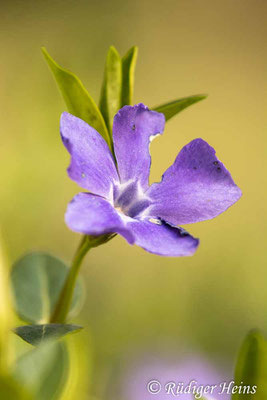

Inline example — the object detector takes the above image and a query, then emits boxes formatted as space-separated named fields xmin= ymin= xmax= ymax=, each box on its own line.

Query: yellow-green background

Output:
xmin=1 ymin=0 xmax=266 ymax=398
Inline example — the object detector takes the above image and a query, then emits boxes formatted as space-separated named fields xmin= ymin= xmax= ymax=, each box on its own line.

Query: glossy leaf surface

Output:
xmin=42 ymin=47 xmax=111 ymax=148
xmin=153 ymin=94 xmax=207 ymax=121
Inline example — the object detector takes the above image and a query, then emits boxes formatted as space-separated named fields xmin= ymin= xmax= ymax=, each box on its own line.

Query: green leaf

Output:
xmin=14 ymin=324 xmax=83 ymax=346
xmin=99 ymin=46 xmax=122 ymax=134
xmin=14 ymin=340 xmax=69 ymax=400
xmin=11 ymin=252 xmax=84 ymax=324
xmin=233 ymin=330 xmax=267 ymax=399
xmin=121 ymin=46 xmax=138 ymax=106
xmin=42 ymin=47 xmax=111 ymax=149
xmin=153 ymin=94 xmax=207 ymax=121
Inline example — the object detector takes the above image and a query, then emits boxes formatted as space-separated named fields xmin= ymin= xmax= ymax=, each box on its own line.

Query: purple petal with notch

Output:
xmin=147 ymin=138 xmax=242 ymax=225
xmin=113 ymin=104 xmax=165 ymax=190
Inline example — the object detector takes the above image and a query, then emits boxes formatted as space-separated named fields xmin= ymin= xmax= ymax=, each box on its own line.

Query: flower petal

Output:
xmin=147 ymin=138 xmax=242 ymax=225
xmin=65 ymin=193 xmax=198 ymax=257
xmin=127 ymin=218 xmax=199 ymax=256
xmin=60 ymin=112 xmax=119 ymax=199
xmin=113 ymin=104 xmax=165 ymax=190
xmin=65 ymin=192 xmax=134 ymax=243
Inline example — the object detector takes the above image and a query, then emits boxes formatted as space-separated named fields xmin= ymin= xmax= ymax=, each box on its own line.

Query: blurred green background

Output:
xmin=1 ymin=0 xmax=266 ymax=398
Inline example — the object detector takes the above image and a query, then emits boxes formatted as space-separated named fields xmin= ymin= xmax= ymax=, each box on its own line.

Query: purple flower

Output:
xmin=121 ymin=356 xmax=231 ymax=400
xmin=60 ymin=103 xmax=241 ymax=256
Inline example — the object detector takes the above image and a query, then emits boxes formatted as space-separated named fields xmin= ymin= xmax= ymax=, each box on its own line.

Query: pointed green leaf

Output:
xmin=14 ymin=324 xmax=83 ymax=346
xmin=14 ymin=340 xmax=68 ymax=400
xmin=11 ymin=252 xmax=84 ymax=324
xmin=121 ymin=46 xmax=138 ymax=106
xmin=42 ymin=47 xmax=111 ymax=148
xmin=153 ymin=94 xmax=207 ymax=121
xmin=99 ymin=46 xmax=122 ymax=134
xmin=233 ymin=330 xmax=267 ymax=399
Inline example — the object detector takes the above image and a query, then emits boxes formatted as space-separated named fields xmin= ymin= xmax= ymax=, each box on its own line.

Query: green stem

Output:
xmin=50 ymin=234 xmax=114 ymax=323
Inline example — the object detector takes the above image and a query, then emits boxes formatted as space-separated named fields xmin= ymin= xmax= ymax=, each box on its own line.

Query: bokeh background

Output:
xmin=1 ymin=0 xmax=266 ymax=398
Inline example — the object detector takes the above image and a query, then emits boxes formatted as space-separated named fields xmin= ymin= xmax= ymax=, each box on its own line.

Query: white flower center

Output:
xmin=113 ymin=181 xmax=151 ymax=218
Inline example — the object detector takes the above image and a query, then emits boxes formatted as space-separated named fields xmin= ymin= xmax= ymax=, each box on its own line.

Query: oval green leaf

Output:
xmin=99 ymin=46 xmax=122 ymax=135
xmin=11 ymin=252 xmax=84 ymax=324
xmin=14 ymin=340 xmax=68 ymax=400
xmin=233 ymin=330 xmax=267 ymax=399
xmin=153 ymin=94 xmax=207 ymax=121
xmin=42 ymin=47 xmax=111 ymax=149
xmin=14 ymin=324 xmax=83 ymax=346
xmin=121 ymin=46 xmax=138 ymax=107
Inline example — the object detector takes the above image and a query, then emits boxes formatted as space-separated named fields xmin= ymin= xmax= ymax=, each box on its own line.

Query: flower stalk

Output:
xmin=50 ymin=234 xmax=114 ymax=324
